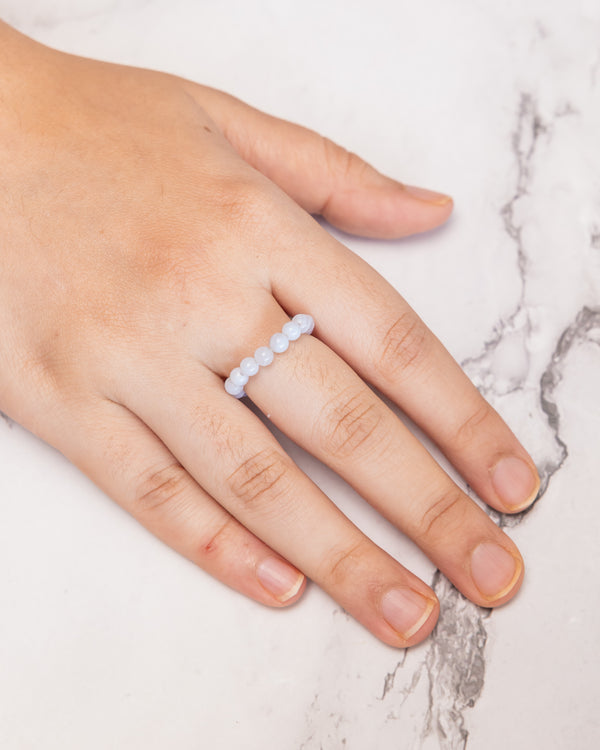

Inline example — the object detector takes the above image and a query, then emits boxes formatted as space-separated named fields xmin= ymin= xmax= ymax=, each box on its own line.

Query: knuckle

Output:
xmin=211 ymin=174 xmax=273 ymax=236
xmin=146 ymin=249 xmax=201 ymax=296
xmin=451 ymin=402 xmax=495 ymax=451
xmin=134 ymin=461 xmax=190 ymax=516
xmin=226 ymin=449 xmax=292 ymax=509
xmin=17 ymin=322 xmax=80 ymax=397
xmin=197 ymin=517 xmax=234 ymax=559
xmin=317 ymin=385 xmax=388 ymax=462
xmin=322 ymin=136 xmax=369 ymax=184
xmin=374 ymin=312 xmax=431 ymax=384
xmin=189 ymin=405 xmax=231 ymax=452
xmin=19 ymin=343 xmax=62 ymax=394
xmin=321 ymin=539 xmax=372 ymax=586
xmin=417 ymin=489 xmax=467 ymax=544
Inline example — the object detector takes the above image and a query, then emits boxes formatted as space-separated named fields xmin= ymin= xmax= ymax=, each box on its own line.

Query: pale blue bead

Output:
xmin=230 ymin=367 xmax=249 ymax=387
xmin=225 ymin=378 xmax=245 ymax=397
xmin=293 ymin=313 xmax=314 ymax=335
xmin=270 ymin=332 xmax=289 ymax=353
xmin=240 ymin=357 xmax=259 ymax=377
xmin=282 ymin=321 xmax=301 ymax=341
xmin=254 ymin=346 xmax=274 ymax=367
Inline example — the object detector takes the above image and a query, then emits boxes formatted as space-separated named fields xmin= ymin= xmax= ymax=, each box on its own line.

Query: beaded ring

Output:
xmin=224 ymin=314 xmax=315 ymax=398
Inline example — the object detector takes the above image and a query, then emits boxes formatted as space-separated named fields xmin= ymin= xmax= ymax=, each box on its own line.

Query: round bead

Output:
xmin=270 ymin=332 xmax=289 ymax=353
xmin=240 ymin=357 xmax=259 ymax=377
xmin=229 ymin=367 xmax=249 ymax=387
xmin=224 ymin=378 xmax=245 ymax=398
xmin=254 ymin=346 xmax=274 ymax=367
xmin=282 ymin=321 xmax=301 ymax=341
xmin=293 ymin=313 xmax=314 ymax=335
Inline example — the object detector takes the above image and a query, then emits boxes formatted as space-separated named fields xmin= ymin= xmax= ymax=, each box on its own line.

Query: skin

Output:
xmin=0 ymin=21 xmax=540 ymax=647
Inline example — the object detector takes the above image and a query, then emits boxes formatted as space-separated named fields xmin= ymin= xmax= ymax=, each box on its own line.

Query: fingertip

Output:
xmin=402 ymin=183 xmax=453 ymax=208
xmin=379 ymin=586 xmax=440 ymax=648
xmin=256 ymin=557 xmax=306 ymax=607
xmin=490 ymin=456 xmax=541 ymax=514
xmin=469 ymin=541 xmax=524 ymax=608
xmin=321 ymin=174 xmax=454 ymax=239
xmin=388 ymin=179 xmax=454 ymax=235
xmin=400 ymin=595 xmax=440 ymax=648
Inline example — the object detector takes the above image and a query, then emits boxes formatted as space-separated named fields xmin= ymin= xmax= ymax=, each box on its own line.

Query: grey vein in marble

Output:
xmin=404 ymin=92 xmax=548 ymax=750
xmin=423 ymin=575 xmax=489 ymax=749
xmin=379 ymin=651 xmax=407 ymax=701
xmin=294 ymin=78 xmax=599 ymax=748
xmin=462 ymin=92 xmax=548 ymax=400
xmin=378 ymin=87 xmax=600 ymax=750
xmin=539 ymin=305 xmax=600 ymax=482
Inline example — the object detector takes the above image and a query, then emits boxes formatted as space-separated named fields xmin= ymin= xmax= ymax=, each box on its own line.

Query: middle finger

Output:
xmin=235 ymin=327 xmax=525 ymax=609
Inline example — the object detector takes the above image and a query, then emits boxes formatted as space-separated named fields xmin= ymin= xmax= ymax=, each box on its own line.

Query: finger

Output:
xmin=117 ymin=357 xmax=440 ymax=648
xmin=193 ymin=85 xmax=453 ymax=238
xmin=56 ymin=397 xmax=306 ymax=607
xmin=269 ymin=228 xmax=540 ymax=515
xmin=234 ymin=333 xmax=525 ymax=609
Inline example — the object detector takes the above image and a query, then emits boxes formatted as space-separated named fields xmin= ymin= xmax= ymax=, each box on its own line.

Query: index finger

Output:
xmin=269 ymin=223 xmax=540 ymax=514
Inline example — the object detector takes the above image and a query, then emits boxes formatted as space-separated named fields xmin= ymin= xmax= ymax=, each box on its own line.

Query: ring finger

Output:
xmin=116 ymin=351 xmax=440 ymax=648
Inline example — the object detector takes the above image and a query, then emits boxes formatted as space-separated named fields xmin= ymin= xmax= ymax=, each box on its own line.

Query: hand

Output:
xmin=0 ymin=22 xmax=539 ymax=647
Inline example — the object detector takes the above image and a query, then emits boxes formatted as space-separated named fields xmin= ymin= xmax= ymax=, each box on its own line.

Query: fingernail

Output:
xmin=470 ymin=542 xmax=520 ymax=600
xmin=257 ymin=558 xmax=304 ymax=602
xmin=403 ymin=184 xmax=452 ymax=206
xmin=381 ymin=587 xmax=435 ymax=639
xmin=491 ymin=456 xmax=540 ymax=511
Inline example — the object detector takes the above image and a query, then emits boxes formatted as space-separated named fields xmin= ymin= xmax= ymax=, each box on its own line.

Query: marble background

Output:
xmin=1 ymin=1 xmax=599 ymax=748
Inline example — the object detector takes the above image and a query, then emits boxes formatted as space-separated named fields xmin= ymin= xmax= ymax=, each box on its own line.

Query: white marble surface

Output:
xmin=1 ymin=1 xmax=599 ymax=748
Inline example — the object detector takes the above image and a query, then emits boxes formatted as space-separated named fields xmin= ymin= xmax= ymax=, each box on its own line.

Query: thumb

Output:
xmin=196 ymin=86 xmax=453 ymax=239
